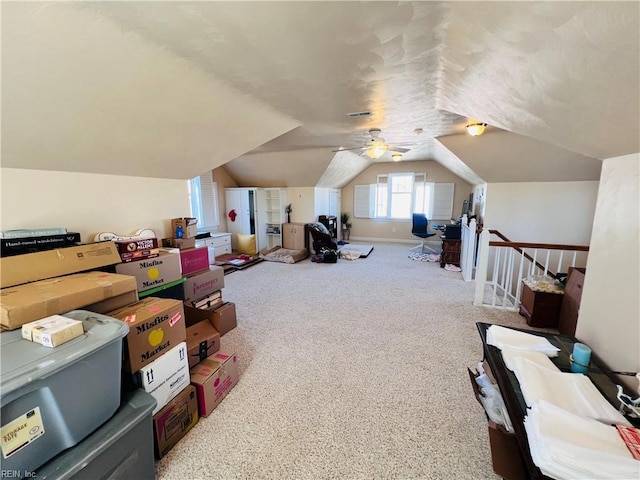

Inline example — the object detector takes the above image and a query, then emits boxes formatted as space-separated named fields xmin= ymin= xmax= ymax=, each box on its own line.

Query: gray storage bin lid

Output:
xmin=1 ymin=310 xmax=129 ymax=395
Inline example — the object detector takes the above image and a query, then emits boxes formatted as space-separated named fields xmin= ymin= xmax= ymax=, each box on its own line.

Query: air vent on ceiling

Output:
xmin=346 ymin=111 xmax=371 ymax=118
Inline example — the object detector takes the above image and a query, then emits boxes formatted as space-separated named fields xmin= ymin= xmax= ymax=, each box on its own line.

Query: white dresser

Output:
xmin=196 ymin=233 xmax=231 ymax=263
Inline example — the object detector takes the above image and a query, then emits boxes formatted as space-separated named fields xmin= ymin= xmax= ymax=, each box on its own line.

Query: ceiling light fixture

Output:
xmin=391 ymin=153 xmax=402 ymax=161
xmin=466 ymin=123 xmax=487 ymax=136
xmin=366 ymin=143 xmax=388 ymax=159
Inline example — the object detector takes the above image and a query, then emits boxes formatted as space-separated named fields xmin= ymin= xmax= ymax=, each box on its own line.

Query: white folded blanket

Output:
xmin=525 ymin=400 xmax=639 ymax=479
xmin=487 ymin=325 xmax=560 ymax=357
xmin=514 ymin=357 xmax=630 ymax=427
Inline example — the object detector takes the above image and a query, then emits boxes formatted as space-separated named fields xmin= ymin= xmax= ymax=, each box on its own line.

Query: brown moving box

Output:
xmin=162 ymin=237 xmax=196 ymax=250
xmin=0 ymin=242 xmax=122 ymax=288
xmin=115 ymin=251 xmax=182 ymax=294
xmin=84 ymin=290 xmax=139 ymax=314
xmin=107 ymin=297 xmax=187 ymax=373
xmin=186 ymin=320 xmax=221 ymax=368
xmin=171 ymin=218 xmax=198 ymax=239
xmin=184 ymin=302 xmax=237 ymax=336
xmin=153 ymin=384 xmax=199 ymax=459
xmin=0 ymin=272 xmax=137 ymax=330
xmin=190 ymin=350 xmax=239 ymax=416
xmin=182 ymin=266 xmax=225 ymax=304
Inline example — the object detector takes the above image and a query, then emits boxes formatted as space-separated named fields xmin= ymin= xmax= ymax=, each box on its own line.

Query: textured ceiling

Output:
xmin=2 ymin=2 xmax=638 ymax=187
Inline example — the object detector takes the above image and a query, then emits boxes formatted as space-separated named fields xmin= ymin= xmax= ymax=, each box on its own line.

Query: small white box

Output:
xmin=136 ymin=342 xmax=189 ymax=415
xmin=22 ymin=315 xmax=84 ymax=347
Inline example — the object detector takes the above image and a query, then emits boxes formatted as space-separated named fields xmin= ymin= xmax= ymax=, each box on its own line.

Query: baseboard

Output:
xmin=349 ymin=236 xmax=442 ymax=247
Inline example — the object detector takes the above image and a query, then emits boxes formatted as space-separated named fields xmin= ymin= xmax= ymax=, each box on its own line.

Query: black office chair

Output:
xmin=411 ymin=213 xmax=438 ymax=254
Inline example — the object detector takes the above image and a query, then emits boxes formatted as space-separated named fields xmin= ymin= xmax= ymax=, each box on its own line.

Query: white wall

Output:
xmin=576 ymin=153 xmax=639 ymax=374
xmin=286 ymin=187 xmax=316 ymax=223
xmin=0 ymin=168 xmax=190 ymax=241
xmin=483 ymin=181 xmax=599 ymax=244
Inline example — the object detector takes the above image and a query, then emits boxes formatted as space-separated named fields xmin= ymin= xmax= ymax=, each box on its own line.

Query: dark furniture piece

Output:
xmin=474 ymin=322 xmax=639 ymax=480
xmin=318 ymin=215 xmax=337 ymax=240
xmin=519 ymin=281 xmax=563 ymax=328
xmin=558 ymin=267 xmax=586 ymax=335
xmin=306 ymin=222 xmax=337 ymax=253
xmin=411 ymin=213 xmax=437 ymax=253
xmin=440 ymin=238 xmax=461 ymax=268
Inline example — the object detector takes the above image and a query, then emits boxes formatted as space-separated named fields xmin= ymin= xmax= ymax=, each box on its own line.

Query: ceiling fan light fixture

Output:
xmin=391 ymin=153 xmax=402 ymax=161
xmin=366 ymin=143 xmax=388 ymax=159
xmin=466 ymin=123 xmax=487 ymax=136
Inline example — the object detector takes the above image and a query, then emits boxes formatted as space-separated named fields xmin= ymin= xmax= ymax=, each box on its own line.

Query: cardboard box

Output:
xmin=0 ymin=242 xmax=122 ymax=288
xmin=115 ymin=251 xmax=182 ymax=294
xmin=153 ymin=384 xmax=199 ymax=459
xmin=22 ymin=314 xmax=84 ymax=346
xmin=1 ymin=232 xmax=81 ymax=257
xmin=107 ymin=297 xmax=187 ymax=373
xmin=182 ymin=266 xmax=225 ymax=303
xmin=114 ymin=237 xmax=160 ymax=262
xmin=162 ymin=237 xmax=196 ymax=250
xmin=171 ymin=218 xmax=198 ymax=239
xmin=84 ymin=290 xmax=139 ymax=314
xmin=184 ymin=302 xmax=237 ymax=335
xmin=190 ymin=350 xmax=239 ymax=416
xmin=0 ymin=272 xmax=137 ymax=330
xmin=139 ymin=278 xmax=186 ymax=301
xmin=179 ymin=247 xmax=209 ymax=277
xmin=188 ymin=290 xmax=222 ymax=310
xmin=186 ymin=320 xmax=221 ymax=368
xmin=137 ymin=342 xmax=190 ymax=415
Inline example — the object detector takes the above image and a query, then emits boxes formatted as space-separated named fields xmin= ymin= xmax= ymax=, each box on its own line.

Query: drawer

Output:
xmin=197 ymin=234 xmax=231 ymax=249
xmin=216 ymin=244 xmax=232 ymax=255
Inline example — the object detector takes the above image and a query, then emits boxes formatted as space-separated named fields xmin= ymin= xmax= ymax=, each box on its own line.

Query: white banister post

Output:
xmin=462 ymin=218 xmax=477 ymax=282
xmin=474 ymin=229 xmax=491 ymax=306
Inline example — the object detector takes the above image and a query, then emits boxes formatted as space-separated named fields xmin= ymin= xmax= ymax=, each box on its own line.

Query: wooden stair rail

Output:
xmin=486 ymin=229 xmax=589 ymax=280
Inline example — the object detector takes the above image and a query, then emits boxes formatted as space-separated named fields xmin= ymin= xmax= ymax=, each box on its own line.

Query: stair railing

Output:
xmin=473 ymin=229 xmax=589 ymax=310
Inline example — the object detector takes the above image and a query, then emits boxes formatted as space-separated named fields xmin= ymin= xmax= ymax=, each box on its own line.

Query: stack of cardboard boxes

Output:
xmin=0 ymin=220 xmax=242 ymax=468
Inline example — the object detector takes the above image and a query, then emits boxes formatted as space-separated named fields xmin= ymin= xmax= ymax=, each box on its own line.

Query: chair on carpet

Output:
xmin=411 ymin=213 xmax=438 ymax=253
xmin=306 ymin=222 xmax=337 ymax=253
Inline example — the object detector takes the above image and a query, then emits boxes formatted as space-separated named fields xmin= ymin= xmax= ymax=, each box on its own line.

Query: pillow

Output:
xmin=236 ymin=234 xmax=257 ymax=255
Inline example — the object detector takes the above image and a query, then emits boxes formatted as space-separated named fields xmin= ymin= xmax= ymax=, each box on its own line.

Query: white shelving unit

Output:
xmin=257 ymin=188 xmax=287 ymax=251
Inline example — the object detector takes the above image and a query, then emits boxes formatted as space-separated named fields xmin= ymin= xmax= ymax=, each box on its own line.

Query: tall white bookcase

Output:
xmin=257 ymin=188 xmax=288 ymax=251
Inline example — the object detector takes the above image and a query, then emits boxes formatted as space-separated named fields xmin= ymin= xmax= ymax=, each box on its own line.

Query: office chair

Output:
xmin=411 ymin=213 xmax=438 ymax=254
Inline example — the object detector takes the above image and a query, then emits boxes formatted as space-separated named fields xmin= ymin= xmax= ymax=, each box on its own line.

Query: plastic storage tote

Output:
xmin=36 ymin=389 xmax=157 ymax=479
xmin=0 ymin=310 xmax=129 ymax=474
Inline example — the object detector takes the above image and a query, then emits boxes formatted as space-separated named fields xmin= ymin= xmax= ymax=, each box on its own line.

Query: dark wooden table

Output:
xmin=476 ymin=322 xmax=639 ymax=480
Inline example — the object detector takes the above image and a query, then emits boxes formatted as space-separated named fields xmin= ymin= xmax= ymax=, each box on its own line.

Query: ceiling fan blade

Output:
xmin=332 ymin=146 xmax=366 ymax=152
xmin=390 ymin=147 xmax=411 ymax=153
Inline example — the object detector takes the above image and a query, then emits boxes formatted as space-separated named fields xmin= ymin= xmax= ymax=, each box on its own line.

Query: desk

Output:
xmin=475 ymin=322 xmax=639 ymax=480
xmin=440 ymin=238 xmax=461 ymax=268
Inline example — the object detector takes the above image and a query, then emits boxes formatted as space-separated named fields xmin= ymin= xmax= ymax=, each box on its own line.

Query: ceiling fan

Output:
xmin=332 ymin=128 xmax=414 ymax=159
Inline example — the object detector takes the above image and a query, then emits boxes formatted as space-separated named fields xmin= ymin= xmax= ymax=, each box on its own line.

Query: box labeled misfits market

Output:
xmin=190 ymin=350 xmax=239 ymax=416
xmin=182 ymin=266 xmax=224 ymax=304
xmin=107 ymin=297 xmax=186 ymax=373
xmin=136 ymin=342 xmax=189 ymax=415
xmin=116 ymin=251 xmax=181 ymax=294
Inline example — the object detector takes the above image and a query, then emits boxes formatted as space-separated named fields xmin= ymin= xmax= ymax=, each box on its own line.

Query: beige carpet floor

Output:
xmin=156 ymin=242 xmax=532 ymax=480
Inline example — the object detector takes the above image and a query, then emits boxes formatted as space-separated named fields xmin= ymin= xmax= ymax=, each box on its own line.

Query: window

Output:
xmin=189 ymin=173 xmax=219 ymax=231
xmin=354 ymin=174 xmax=454 ymax=220
xmin=375 ymin=172 xmax=427 ymax=219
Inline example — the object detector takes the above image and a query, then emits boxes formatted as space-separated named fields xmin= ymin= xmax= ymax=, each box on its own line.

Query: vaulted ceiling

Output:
xmin=2 ymin=2 xmax=638 ymax=187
